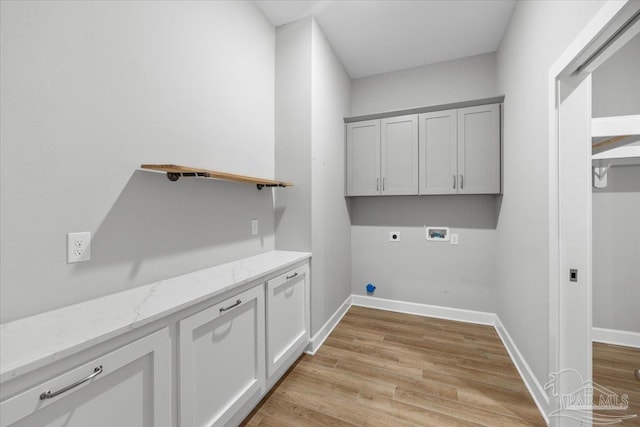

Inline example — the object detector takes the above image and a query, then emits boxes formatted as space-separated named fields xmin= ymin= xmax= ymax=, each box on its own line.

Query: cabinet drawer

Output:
xmin=179 ymin=285 xmax=265 ymax=427
xmin=266 ymin=264 xmax=310 ymax=379
xmin=0 ymin=328 xmax=171 ymax=427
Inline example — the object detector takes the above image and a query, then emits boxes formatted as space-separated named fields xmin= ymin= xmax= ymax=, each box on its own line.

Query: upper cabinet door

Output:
xmin=346 ymin=120 xmax=381 ymax=196
xmin=381 ymin=115 xmax=418 ymax=195
xmin=457 ymin=104 xmax=501 ymax=194
xmin=418 ymin=110 xmax=458 ymax=195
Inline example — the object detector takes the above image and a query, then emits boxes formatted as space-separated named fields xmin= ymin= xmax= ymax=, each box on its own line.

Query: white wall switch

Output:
xmin=67 ymin=232 xmax=91 ymax=263
xmin=389 ymin=231 xmax=400 ymax=242
xmin=450 ymin=233 xmax=459 ymax=245
xmin=251 ymin=219 xmax=258 ymax=235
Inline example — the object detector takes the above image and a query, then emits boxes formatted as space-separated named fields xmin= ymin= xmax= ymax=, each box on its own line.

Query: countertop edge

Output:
xmin=0 ymin=250 xmax=311 ymax=383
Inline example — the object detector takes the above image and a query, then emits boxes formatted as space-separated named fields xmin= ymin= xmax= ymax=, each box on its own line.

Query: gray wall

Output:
xmin=274 ymin=19 xmax=313 ymax=252
xmin=351 ymin=196 xmax=497 ymax=311
xmin=592 ymin=32 xmax=640 ymax=118
xmin=591 ymin=34 xmax=640 ymax=333
xmin=0 ymin=1 xmax=276 ymax=322
xmin=310 ymin=20 xmax=353 ymax=333
xmin=495 ymin=0 xmax=605 ymax=387
xmin=351 ymin=53 xmax=497 ymax=116
xmin=592 ymin=165 xmax=640 ymax=333
xmin=275 ymin=18 xmax=352 ymax=335
xmin=349 ymin=53 xmax=499 ymax=312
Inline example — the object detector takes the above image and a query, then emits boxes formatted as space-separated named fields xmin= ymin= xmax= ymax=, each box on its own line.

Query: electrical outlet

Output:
xmin=251 ymin=219 xmax=258 ymax=235
xmin=389 ymin=231 xmax=400 ymax=242
xmin=67 ymin=232 xmax=91 ymax=263
xmin=450 ymin=234 xmax=459 ymax=245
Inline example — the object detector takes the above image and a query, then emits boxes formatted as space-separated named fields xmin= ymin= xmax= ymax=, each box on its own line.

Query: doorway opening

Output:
xmin=549 ymin=2 xmax=640 ymax=425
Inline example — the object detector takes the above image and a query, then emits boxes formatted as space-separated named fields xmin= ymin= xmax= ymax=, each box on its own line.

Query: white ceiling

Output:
xmin=254 ymin=0 xmax=517 ymax=79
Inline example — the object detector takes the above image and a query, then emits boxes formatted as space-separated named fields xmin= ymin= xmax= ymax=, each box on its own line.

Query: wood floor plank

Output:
xmin=593 ymin=342 xmax=640 ymax=426
xmin=354 ymin=392 xmax=479 ymax=427
xmin=242 ymin=306 xmax=547 ymax=426
xmin=394 ymin=387 xmax=542 ymax=427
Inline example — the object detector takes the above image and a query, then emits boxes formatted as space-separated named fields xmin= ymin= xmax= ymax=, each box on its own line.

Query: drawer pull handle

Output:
xmin=286 ymin=272 xmax=298 ymax=280
xmin=40 ymin=365 xmax=103 ymax=400
xmin=220 ymin=299 xmax=241 ymax=313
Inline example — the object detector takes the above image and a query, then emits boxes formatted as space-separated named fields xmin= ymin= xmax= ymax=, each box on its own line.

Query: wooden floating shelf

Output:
xmin=141 ymin=164 xmax=293 ymax=190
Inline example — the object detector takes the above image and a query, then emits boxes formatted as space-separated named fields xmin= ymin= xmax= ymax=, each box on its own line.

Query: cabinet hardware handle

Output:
xmin=286 ymin=272 xmax=298 ymax=280
xmin=453 ymin=174 xmax=456 ymax=189
xmin=220 ymin=299 xmax=242 ymax=313
xmin=40 ymin=365 xmax=103 ymax=400
xmin=376 ymin=178 xmax=379 ymax=192
xmin=383 ymin=177 xmax=386 ymax=191
xmin=460 ymin=174 xmax=464 ymax=189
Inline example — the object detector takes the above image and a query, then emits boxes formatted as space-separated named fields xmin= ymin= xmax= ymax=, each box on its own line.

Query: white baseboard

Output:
xmin=350 ymin=294 xmax=496 ymax=325
xmin=593 ymin=327 xmax=640 ymax=348
xmin=494 ymin=316 xmax=550 ymax=425
xmin=306 ymin=296 xmax=352 ymax=355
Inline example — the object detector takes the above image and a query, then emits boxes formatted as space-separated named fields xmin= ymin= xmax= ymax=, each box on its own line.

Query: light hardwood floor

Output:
xmin=242 ymin=306 xmax=546 ymax=426
xmin=593 ymin=342 xmax=640 ymax=425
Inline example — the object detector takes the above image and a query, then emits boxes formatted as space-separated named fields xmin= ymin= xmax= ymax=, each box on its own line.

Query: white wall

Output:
xmin=349 ymin=53 xmax=499 ymax=312
xmin=495 ymin=0 xmax=606 ymax=388
xmin=592 ymin=165 xmax=640 ymax=333
xmin=275 ymin=18 xmax=352 ymax=335
xmin=0 ymin=1 xmax=276 ymax=322
xmin=351 ymin=53 xmax=497 ymax=116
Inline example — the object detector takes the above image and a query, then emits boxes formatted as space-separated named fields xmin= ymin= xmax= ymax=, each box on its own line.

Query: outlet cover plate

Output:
xmin=67 ymin=232 xmax=91 ymax=263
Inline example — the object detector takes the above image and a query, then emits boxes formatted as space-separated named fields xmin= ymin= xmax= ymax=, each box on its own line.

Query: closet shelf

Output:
xmin=141 ymin=164 xmax=293 ymax=190
xmin=591 ymin=114 xmax=640 ymax=138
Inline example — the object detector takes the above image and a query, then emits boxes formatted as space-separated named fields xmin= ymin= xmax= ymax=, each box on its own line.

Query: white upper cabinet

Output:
xmin=346 ymin=120 xmax=380 ymax=196
xmin=346 ymin=115 xmax=418 ymax=196
xmin=419 ymin=109 xmax=458 ymax=194
xmin=347 ymin=101 xmax=501 ymax=197
xmin=457 ymin=104 xmax=501 ymax=194
xmin=418 ymin=104 xmax=501 ymax=195
xmin=381 ymin=115 xmax=419 ymax=195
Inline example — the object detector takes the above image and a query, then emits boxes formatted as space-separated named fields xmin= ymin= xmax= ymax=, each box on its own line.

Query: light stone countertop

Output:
xmin=0 ymin=250 xmax=311 ymax=383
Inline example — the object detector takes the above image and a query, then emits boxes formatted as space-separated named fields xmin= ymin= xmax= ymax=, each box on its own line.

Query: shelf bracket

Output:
xmin=165 ymin=172 xmax=209 ymax=182
xmin=592 ymin=159 xmax=611 ymax=189
xmin=256 ymin=183 xmax=287 ymax=191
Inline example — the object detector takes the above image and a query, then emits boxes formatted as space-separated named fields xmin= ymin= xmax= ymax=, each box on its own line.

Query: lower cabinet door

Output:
xmin=266 ymin=264 xmax=310 ymax=381
xmin=0 ymin=328 xmax=172 ymax=427
xmin=179 ymin=285 xmax=265 ymax=427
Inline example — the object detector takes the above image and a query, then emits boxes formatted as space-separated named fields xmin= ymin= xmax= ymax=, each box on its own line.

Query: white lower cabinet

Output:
xmin=1 ymin=259 xmax=311 ymax=427
xmin=178 ymin=285 xmax=265 ymax=427
xmin=0 ymin=328 xmax=172 ymax=427
xmin=265 ymin=264 xmax=310 ymax=386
